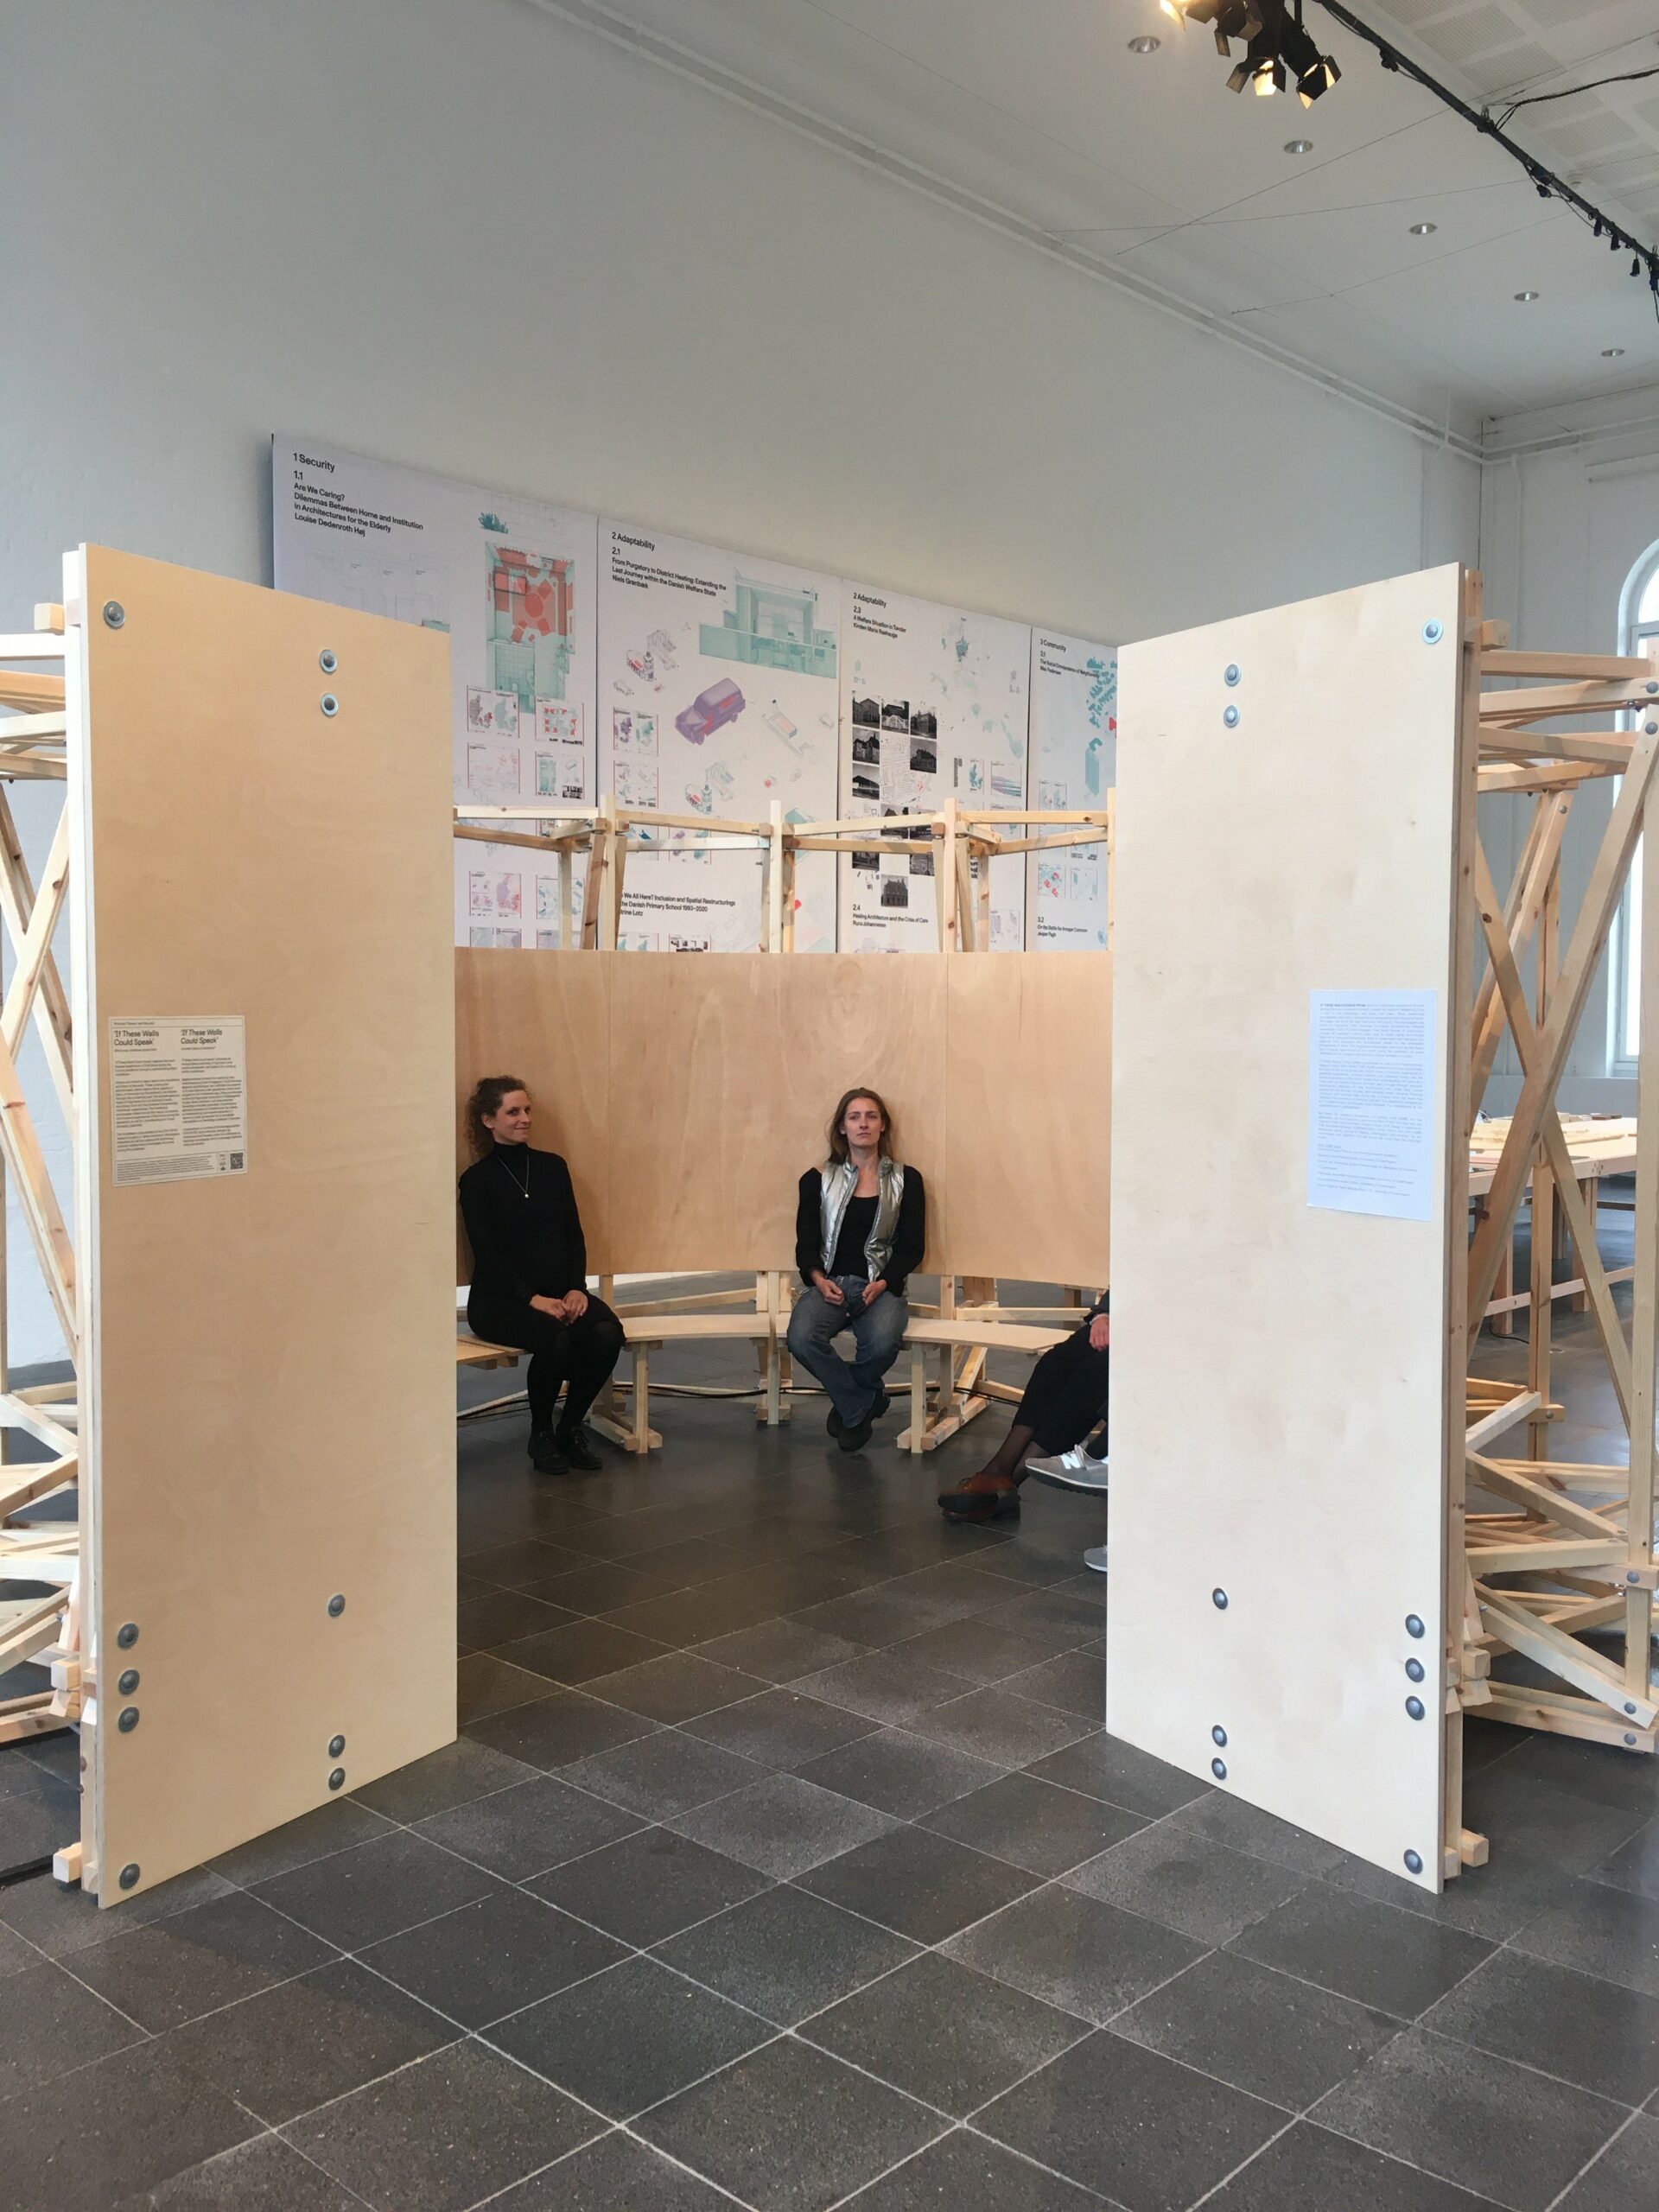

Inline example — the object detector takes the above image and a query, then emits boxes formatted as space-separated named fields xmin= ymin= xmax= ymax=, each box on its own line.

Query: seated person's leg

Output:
xmin=838 ymin=1288 xmax=906 ymax=1440
xmin=939 ymin=1326 xmax=1105 ymax=1521
xmin=554 ymin=1296 xmax=626 ymax=1468
xmin=786 ymin=1280 xmax=868 ymax=1432
xmin=467 ymin=1293 xmax=572 ymax=1472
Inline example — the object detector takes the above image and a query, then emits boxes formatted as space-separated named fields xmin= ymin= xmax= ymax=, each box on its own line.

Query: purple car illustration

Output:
xmin=676 ymin=678 xmax=745 ymax=745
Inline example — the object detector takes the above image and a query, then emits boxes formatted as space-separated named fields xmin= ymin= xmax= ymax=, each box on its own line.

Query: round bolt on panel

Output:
xmin=1211 ymin=1757 xmax=1228 ymax=1781
xmin=1624 ymin=1703 xmax=1637 ymax=1716
xmin=328 ymin=1734 xmax=346 ymax=1758
xmin=1405 ymin=1614 xmax=1426 ymax=1639
xmin=1224 ymin=664 xmax=1241 ymax=687
xmin=117 ymin=1669 xmax=140 ymax=1696
xmin=1405 ymin=1658 xmax=1425 ymax=1683
xmin=118 ymin=1706 xmax=140 ymax=1732
xmin=1212 ymin=1588 xmax=1229 ymax=1610
xmin=1646 ymin=722 xmax=1657 ymax=736
xmin=1405 ymin=1696 xmax=1426 ymax=1721
xmin=319 ymin=648 xmax=338 ymax=673
xmin=1222 ymin=704 xmax=1240 ymax=729
xmin=327 ymin=1593 xmax=345 ymax=1618
xmin=1626 ymin=1733 xmax=1638 ymax=1746
xmin=320 ymin=692 xmax=340 ymax=718
xmin=117 ymin=1623 xmax=139 ymax=1649
xmin=328 ymin=1768 xmax=346 ymax=1792
xmin=1211 ymin=1725 xmax=1228 ymax=1747
xmin=1422 ymin=620 xmax=1443 ymax=645
xmin=102 ymin=601 xmax=124 ymax=629
xmin=1403 ymin=1849 xmax=1423 ymax=1875
xmin=118 ymin=1863 xmax=141 ymax=1890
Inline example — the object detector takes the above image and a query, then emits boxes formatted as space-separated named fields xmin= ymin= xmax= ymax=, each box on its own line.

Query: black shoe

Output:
xmin=870 ymin=1389 xmax=891 ymax=1424
xmin=837 ymin=1412 xmax=875 ymax=1452
xmin=827 ymin=1405 xmax=844 ymax=1437
xmin=558 ymin=1423 xmax=602 ymax=1473
xmin=831 ymin=1388 xmax=887 ymax=1443
xmin=530 ymin=1429 xmax=569 ymax=1477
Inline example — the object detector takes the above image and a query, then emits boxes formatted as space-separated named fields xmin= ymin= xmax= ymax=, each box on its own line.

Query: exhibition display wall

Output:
xmin=272 ymin=439 xmax=1115 ymax=955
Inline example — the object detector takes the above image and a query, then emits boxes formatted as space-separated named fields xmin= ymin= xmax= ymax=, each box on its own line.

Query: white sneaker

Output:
xmin=1083 ymin=1544 xmax=1109 ymax=1573
xmin=1022 ymin=1446 xmax=1109 ymax=1492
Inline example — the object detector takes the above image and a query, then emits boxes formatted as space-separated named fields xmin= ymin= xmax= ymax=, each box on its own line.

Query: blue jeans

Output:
xmin=786 ymin=1277 xmax=907 ymax=1427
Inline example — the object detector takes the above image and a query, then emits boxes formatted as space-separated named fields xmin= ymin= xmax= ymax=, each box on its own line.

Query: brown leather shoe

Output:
xmin=937 ymin=1477 xmax=1020 ymax=1522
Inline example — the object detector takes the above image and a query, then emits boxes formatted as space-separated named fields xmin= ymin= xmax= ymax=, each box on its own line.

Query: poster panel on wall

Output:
xmin=271 ymin=437 xmax=599 ymax=949
xmin=595 ymin=524 xmax=839 ymax=950
xmin=1027 ymin=631 xmax=1116 ymax=948
xmin=838 ymin=587 xmax=1030 ymax=950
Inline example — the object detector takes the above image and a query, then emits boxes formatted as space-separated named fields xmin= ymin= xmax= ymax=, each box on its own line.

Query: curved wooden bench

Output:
xmin=899 ymin=1316 xmax=1071 ymax=1455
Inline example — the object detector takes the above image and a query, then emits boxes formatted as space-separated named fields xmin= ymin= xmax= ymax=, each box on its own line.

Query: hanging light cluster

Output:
xmin=1160 ymin=0 xmax=1342 ymax=105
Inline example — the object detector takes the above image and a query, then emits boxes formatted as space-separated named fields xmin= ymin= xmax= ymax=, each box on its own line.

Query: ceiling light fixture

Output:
xmin=1160 ymin=2 xmax=1341 ymax=107
xmin=1603 ymin=347 xmax=1625 ymax=358
xmin=1514 ymin=290 xmax=1540 ymax=302
xmin=1128 ymin=35 xmax=1160 ymax=53
xmin=1408 ymin=221 xmax=1436 ymax=235
xmin=1284 ymin=137 xmax=1313 ymax=153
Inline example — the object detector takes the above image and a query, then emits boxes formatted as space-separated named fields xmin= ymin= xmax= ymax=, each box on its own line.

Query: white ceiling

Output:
xmin=548 ymin=0 xmax=1659 ymax=440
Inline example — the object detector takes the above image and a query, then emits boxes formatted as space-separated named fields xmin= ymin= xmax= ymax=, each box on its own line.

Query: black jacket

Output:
xmin=459 ymin=1145 xmax=588 ymax=1306
xmin=795 ymin=1165 xmax=926 ymax=1294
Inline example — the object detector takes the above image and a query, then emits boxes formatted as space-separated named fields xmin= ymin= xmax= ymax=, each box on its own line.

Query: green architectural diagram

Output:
xmin=700 ymin=573 xmax=836 ymax=680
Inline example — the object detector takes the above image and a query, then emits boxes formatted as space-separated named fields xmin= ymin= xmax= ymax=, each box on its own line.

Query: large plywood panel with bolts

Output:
xmin=1108 ymin=566 xmax=1472 ymax=1890
xmin=68 ymin=548 xmax=456 ymax=1901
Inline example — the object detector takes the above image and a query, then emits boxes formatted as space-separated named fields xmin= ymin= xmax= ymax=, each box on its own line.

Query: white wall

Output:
xmin=0 ymin=0 xmax=1479 ymax=1361
xmin=1479 ymin=397 xmax=1659 ymax=1116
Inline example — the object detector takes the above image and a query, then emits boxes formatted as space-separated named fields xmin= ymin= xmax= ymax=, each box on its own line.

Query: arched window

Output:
xmin=1612 ymin=543 xmax=1659 ymax=1069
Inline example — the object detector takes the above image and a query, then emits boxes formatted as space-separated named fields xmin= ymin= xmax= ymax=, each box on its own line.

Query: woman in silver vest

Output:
xmin=787 ymin=1086 xmax=926 ymax=1452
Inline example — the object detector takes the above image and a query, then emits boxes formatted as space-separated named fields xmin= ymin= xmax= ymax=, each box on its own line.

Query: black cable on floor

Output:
xmin=0 ymin=1855 xmax=53 ymax=1887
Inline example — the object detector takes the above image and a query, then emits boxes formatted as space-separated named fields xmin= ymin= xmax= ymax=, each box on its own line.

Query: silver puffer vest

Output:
xmin=817 ymin=1155 xmax=906 ymax=1283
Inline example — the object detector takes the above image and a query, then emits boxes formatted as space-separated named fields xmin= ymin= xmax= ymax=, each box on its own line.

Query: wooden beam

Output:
xmin=1481 ymin=649 xmax=1651 ymax=681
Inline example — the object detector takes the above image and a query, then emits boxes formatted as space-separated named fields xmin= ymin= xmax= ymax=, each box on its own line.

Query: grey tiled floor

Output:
xmin=0 ymin=1305 xmax=1656 ymax=2210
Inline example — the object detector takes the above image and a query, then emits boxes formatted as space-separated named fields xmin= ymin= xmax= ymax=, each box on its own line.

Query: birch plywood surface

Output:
xmin=942 ymin=953 xmax=1109 ymax=1285
xmin=455 ymin=950 xmax=612 ymax=1270
xmin=1107 ymin=565 xmax=1469 ymax=1889
xmin=73 ymin=548 xmax=456 ymax=1900
xmin=607 ymin=953 xmax=945 ymax=1274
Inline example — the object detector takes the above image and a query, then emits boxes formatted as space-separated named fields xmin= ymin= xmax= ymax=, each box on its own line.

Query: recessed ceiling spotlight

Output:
xmin=1128 ymin=35 xmax=1160 ymax=54
xmin=1514 ymin=289 xmax=1540 ymax=302
xmin=1284 ymin=138 xmax=1313 ymax=154
xmin=1603 ymin=346 xmax=1625 ymax=358
xmin=1408 ymin=222 xmax=1437 ymax=235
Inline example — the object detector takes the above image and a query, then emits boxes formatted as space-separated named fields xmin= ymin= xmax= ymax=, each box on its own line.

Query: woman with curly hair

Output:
xmin=458 ymin=1076 xmax=623 ymax=1475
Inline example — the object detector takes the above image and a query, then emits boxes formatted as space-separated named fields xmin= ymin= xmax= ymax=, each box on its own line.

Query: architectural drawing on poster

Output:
xmin=838 ymin=587 xmax=1031 ymax=950
xmin=1028 ymin=630 xmax=1115 ymax=949
xmin=598 ymin=524 xmax=840 ymax=950
xmin=271 ymin=438 xmax=598 ymax=946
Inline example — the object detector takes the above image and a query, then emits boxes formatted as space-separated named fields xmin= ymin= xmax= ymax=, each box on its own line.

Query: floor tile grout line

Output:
xmin=1541 ymin=2101 xmax=1651 ymax=2212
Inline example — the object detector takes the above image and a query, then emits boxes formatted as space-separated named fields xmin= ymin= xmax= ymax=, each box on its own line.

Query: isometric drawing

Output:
xmin=486 ymin=542 xmax=575 ymax=711
xmin=633 ymin=713 xmax=658 ymax=754
xmin=537 ymin=878 xmax=558 ymax=920
xmin=700 ymin=574 xmax=836 ymax=679
xmin=764 ymin=705 xmax=798 ymax=741
xmin=468 ymin=925 xmax=493 ymax=947
xmin=676 ymin=678 xmax=744 ymax=744
xmin=956 ymin=758 xmax=985 ymax=796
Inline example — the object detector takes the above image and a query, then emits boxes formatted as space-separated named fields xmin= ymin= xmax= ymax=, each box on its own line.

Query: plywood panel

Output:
xmin=1107 ymin=566 xmax=1470 ymax=1891
xmin=454 ymin=950 xmax=613 ymax=1273
xmin=942 ymin=953 xmax=1109 ymax=1285
xmin=72 ymin=547 xmax=456 ymax=1899
xmin=607 ymin=953 xmax=946 ymax=1273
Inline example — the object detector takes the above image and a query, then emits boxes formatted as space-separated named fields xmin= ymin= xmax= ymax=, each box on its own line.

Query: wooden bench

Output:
xmin=899 ymin=1316 xmax=1072 ymax=1454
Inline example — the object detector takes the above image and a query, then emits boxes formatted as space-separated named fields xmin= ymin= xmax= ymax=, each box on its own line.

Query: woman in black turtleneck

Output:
xmin=459 ymin=1075 xmax=623 ymax=1476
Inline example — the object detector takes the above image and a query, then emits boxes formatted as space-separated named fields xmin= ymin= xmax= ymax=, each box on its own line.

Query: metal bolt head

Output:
xmin=118 ymin=1705 xmax=140 ymax=1732
xmin=117 ymin=1669 xmax=140 ymax=1696
xmin=1646 ymin=721 xmax=1657 ymax=736
xmin=1211 ymin=1757 xmax=1227 ymax=1780
xmin=1212 ymin=1588 xmax=1229 ymax=1611
xmin=102 ymin=601 xmax=125 ymax=629
xmin=328 ymin=1767 xmax=346 ymax=1792
xmin=1422 ymin=620 xmax=1443 ymax=644
xmin=319 ymin=648 xmax=338 ymax=674
xmin=1405 ymin=1614 xmax=1426 ymax=1638
xmin=1224 ymin=664 xmax=1241 ymax=687
xmin=320 ymin=692 xmax=340 ymax=718
xmin=1222 ymin=704 xmax=1241 ymax=729
xmin=118 ymin=1862 xmax=141 ymax=1890
xmin=1647 ymin=682 xmax=1657 ymax=695
xmin=1405 ymin=1657 xmax=1425 ymax=1684
xmin=1624 ymin=1702 xmax=1637 ymax=1716
xmin=1625 ymin=1733 xmax=1638 ymax=1746
xmin=1405 ymin=1695 xmax=1426 ymax=1720
xmin=1403 ymin=1848 xmax=1423 ymax=1875
xmin=1629 ymin=1572 xmax=1641 ymax=1586
xmin=117 ymin=1622 xmax=139 ymax=1649
xmin=327 ymin=1593 xmax=345 ymax=1618
xmin=1211 ymin=1724 xmax=1228 ymax=1747
xmin=328 ymin=1733 xmax=346 ymax=1758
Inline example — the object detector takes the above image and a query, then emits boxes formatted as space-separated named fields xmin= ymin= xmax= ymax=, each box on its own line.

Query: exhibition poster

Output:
xmin=271 ymin=438 xmax=599 ymax=948
xmin=1027 ymin=630 xmax=1116 ymax=948
xmin=596 ymin=523 xmax=840 ymax=950
xmin=838 ymin=586 xmax=1031 ymax=950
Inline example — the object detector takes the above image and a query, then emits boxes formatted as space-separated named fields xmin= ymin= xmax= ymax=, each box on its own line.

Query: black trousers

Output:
xmin=467 ymin=1291 xmax=625 ymax=1434
xmin=1017 ymin=1323 xmax=1109 ymax=1455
